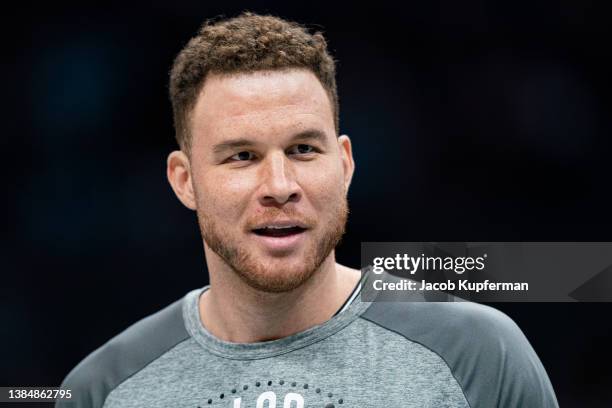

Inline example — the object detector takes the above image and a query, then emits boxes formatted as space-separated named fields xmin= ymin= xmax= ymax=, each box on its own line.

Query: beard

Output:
xmin=196 ymin=197 xmax=348 ymax=293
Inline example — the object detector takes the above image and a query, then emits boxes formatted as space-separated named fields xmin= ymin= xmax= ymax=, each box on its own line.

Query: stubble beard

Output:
xmin=197 ymin=198 xmax=349 ymax=293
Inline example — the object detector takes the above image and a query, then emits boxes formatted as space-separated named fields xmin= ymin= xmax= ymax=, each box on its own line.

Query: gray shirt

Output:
xmin=57 ymin=272 xmax=558 ymax=408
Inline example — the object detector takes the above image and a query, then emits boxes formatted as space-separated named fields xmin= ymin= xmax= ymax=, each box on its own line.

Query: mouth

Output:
xmin=249 ymin=221 xmax=309 ymax=253
xmin=252 ymin=225 xmax=307 ymax=238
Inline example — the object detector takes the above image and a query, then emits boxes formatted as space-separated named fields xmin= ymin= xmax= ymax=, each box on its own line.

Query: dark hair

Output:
xmin=169 ymin=12 xmax=339 ymax=153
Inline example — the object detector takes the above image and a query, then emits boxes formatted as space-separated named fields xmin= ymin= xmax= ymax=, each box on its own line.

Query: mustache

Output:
xmin=245 ymin=207 xmax=316 ymax=230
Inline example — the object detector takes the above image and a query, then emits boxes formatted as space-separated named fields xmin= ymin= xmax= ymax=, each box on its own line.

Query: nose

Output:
xmin=258 ymin=152 xmax=301 ymax=206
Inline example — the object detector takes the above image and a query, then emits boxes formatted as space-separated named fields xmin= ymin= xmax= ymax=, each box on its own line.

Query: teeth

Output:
xmin=264 ymin=225 xmax=296 ymax=229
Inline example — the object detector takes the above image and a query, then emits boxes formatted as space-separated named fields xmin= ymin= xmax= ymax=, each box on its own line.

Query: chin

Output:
xmin=235 ymin=256 xmax=321 ymax=294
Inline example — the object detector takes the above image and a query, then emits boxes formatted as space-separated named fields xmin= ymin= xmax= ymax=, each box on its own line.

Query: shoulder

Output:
xmin=361 ymin=299 xmax=525 ymax=360
xmin=363 ymin=295 xmax=521 ymax=342
xmin=360 ymin=300 xmax=558 ymax=408
xmin=56 ymin=295 xmax=191 ymax=408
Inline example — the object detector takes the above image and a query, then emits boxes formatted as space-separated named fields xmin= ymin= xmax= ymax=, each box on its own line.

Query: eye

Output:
xmin=230 ymin=151 xmax=255 ymax=161
xmin=288 ymin=144 xmax=316 ymax=155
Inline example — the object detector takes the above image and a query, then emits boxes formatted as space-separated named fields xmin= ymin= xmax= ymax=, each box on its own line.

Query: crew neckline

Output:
xmin=182 ymin=272 xmax=372 ymax=360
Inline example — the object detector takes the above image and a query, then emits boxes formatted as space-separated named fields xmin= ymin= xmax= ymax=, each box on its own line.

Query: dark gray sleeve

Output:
xmin=55 ymin=297 xmax=190 ymax=408
xmin=361 ymin=301 xmax=559 ymax=408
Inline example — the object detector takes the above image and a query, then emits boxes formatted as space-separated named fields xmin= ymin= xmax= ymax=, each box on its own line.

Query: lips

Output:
xmin=252 ymin=225 xmax=306 ymax=237
xmin=250 ymin=219 xmax=309 ymax=235
xmin=249 ymin=220 xmax=309 ymax=253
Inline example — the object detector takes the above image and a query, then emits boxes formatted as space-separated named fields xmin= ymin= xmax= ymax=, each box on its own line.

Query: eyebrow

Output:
xmin=211 ymin=129 xmax=329 ymax=154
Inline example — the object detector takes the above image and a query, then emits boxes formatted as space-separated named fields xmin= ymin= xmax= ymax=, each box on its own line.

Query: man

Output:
xmin=58 ymin=12 xmax=558 ymax=407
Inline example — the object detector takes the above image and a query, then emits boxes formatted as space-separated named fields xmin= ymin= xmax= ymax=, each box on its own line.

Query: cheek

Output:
xmin=300 ymin=162 xmax=346 ymax=210
xmin=193 ymin=171 xmax=255 ymax=219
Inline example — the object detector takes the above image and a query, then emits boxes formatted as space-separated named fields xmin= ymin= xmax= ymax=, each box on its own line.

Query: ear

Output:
xmin=337 ymin=134 xmax=355 ymax=192
xmin=167 ymin=150 xmax=197 ymax=210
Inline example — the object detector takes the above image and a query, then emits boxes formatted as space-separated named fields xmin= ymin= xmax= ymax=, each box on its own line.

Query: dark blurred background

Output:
xmin=3 ymin=1 xmax=611 ymax=407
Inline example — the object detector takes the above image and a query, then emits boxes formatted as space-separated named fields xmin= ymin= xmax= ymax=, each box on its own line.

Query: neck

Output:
xmin=199 ymin=251 xmax=360 ymax=343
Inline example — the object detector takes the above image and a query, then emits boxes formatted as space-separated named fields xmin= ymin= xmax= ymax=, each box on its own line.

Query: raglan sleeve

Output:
xmin=54 ymin=346 xmax=113 ymax=408
xmin=454 ymin=304 xmax=560 ymax=408
xmin=54 ymin=297 xmax=190 ymax=408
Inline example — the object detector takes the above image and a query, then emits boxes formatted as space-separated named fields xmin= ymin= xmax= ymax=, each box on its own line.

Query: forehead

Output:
xmin=190 ymin=68 xmax=335 ymax=142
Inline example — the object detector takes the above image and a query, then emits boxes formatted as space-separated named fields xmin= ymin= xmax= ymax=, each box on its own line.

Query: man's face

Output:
xmin=184 ymin=68 xmax=354 ymax=293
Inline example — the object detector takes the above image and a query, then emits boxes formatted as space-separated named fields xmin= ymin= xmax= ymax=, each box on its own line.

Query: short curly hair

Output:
xmin=168 ymin=12 xmax=339 ymax=154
